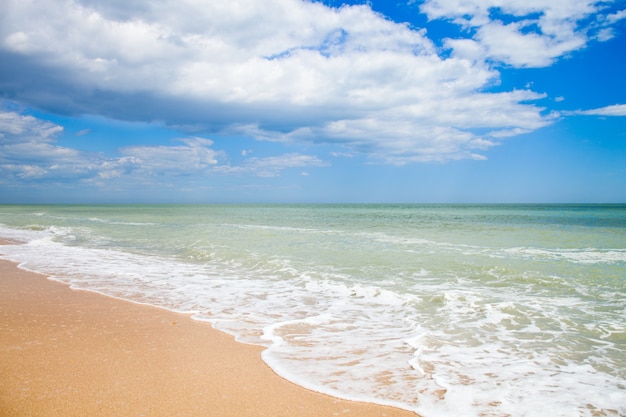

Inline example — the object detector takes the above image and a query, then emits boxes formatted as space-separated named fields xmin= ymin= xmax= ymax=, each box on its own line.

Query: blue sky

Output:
xmin=1 ymin=0 xmax=625 ymax=203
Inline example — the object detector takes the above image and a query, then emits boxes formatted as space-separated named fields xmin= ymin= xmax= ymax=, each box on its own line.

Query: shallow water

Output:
xmin=1 ymin=204 xmax=624 ymax=417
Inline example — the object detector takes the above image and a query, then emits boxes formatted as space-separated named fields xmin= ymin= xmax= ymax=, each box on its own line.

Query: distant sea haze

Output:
xmin=1 ymin=204 xmax=625 ymax=417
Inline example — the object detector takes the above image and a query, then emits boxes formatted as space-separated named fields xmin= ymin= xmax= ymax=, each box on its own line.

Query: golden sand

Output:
xmin=0 ymin=259 xmax=417 ymax=417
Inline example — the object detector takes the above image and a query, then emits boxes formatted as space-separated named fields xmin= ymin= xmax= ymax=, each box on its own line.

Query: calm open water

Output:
xmin=1 ymin=204 xmax=624 ymax=417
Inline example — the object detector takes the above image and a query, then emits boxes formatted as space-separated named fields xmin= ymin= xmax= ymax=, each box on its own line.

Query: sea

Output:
xmin=0 ymin=204 xmax=624 ymax=417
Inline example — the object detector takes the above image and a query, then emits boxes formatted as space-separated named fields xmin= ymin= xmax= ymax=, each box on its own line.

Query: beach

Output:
xmin=1 ymin=204 xmax=624 ymax=417
xmin=0 ymin=258 xmax=416 ymax=417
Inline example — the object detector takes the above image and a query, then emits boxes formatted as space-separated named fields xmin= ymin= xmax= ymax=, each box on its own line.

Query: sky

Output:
xmin=0 ymin=0 xmax=625 ymax=204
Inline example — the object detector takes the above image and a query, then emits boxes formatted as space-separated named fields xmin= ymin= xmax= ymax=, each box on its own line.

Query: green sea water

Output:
xmin=1 ymin=204 xmax=624 ymax=417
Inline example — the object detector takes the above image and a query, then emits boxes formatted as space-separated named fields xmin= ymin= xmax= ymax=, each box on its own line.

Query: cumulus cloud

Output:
xmin=421 ymin=0 xmax=623 ymax=67
xmin=0 ymin=0 xmax=563 ymax=164
xmin=1 ymin=0 xmax=622 ymax=166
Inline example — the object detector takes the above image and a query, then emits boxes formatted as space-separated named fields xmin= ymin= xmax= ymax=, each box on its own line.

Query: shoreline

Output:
xmin=0 ymin=258 xmax=418 ymax=416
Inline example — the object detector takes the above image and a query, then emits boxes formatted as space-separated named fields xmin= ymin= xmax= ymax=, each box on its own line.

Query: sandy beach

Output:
xmin=0 ymin=257 xmax=417 ymax=417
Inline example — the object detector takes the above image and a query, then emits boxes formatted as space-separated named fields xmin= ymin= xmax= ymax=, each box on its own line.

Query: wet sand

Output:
xmin=0 ymin=258 xmax=417 ymax=417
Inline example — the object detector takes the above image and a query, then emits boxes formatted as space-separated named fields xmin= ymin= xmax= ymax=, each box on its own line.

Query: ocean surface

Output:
xmin=0 ymin=204 xmax=624 ymax=417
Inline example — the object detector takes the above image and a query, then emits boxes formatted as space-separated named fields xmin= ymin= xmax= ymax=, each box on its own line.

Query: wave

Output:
xmin=502 ymin=247 xmax=626 ymax=264
xmin=1 ymin=221 xmax=625 ymax=417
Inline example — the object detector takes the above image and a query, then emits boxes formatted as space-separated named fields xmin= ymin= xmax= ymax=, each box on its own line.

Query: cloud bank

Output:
xmin=0 ymin=0 xmax=623 ymax=169
xmin=0 ymin=108 xmax=324 ymax=186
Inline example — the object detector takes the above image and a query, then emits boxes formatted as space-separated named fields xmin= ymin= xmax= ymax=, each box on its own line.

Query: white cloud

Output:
xmin=0 ymin=0 xmax=434 ymax=99
xmin=0 ymin=108 xmax=327 ymax=183
xmin=217 ymin=153 xmax=329 ymax=177
xmin=0 ymin=110 xmax=63 ymax=143
xmin=421 ymin=0 xmax=621 ymax=68
xmin=475 ymin=20 xmax=586 ymax=67
xmin=3 ymin=164 xmax=48 ymax=180
xmin=75 ymin=128 xmax=91 ymax=136
xmin=573 ymin=104 xmax=626 ymax=116
xmin=0 ymin=0 xmax=599 ymax=164
xmin=244 ymin=89 xmax=550 ymax=163
xmin=606 ymin=9 xmax=626 ymax=23
xmin=0 ymin=109 xmax=99 ymax=181
xmin=120 ymin=137 xmax=222 ymax=175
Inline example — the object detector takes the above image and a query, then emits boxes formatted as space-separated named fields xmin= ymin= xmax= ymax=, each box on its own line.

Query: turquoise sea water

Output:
xmin=0 ymin=204 xmax=624 ymax=417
